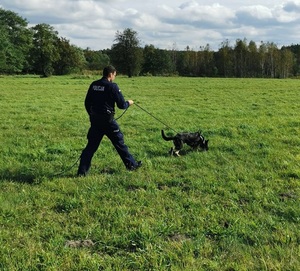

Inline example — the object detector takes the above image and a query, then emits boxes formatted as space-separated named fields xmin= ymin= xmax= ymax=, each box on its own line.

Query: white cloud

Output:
xmin=283 ymin=0 xmax=300 ymax=12
xmin=179 ymin=2 xmax=235 ymax=25
xmin=274 ymin=1 xmax=300 ymax=23
xmin=237 ymin=5 xmax=273 ymax=20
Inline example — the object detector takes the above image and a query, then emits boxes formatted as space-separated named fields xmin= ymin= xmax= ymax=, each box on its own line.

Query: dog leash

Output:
xmin=135 ymin=103 xmax=177 ymax=133
xmin=51 ymin=155 xmax=81 ymax=177
xmin=115 ymin=107 xmax=128 ymax=120
xmin=114 ymin=102 xmax=177 ymax=133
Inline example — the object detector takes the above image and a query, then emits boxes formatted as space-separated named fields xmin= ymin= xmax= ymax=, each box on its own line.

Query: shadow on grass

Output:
xmin=0 ymin=167 xmax=77 ymax=183
xmin=0 ymin=168 xmax=38 ymax=184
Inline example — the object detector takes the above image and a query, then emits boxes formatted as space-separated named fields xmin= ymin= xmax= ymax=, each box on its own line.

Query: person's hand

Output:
xmin=128 ymin=100 xmax=134 ymax=105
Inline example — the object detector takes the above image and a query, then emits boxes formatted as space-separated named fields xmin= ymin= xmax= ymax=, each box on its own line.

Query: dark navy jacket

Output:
xmin=84 ymin=77 xmax=129 ymax=116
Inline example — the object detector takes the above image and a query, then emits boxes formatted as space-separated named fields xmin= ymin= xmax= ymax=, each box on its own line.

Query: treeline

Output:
xmin=1 ymin=8 xmax=300 ymax=78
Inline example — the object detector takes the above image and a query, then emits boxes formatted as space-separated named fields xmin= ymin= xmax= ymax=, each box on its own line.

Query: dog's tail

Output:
xmin=161 ymin=130 xmax=175 ymax=141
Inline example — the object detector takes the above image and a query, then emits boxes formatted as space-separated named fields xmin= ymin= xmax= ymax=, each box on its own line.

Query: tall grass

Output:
xmin=0 ymin=75 xmax=299 ymax=270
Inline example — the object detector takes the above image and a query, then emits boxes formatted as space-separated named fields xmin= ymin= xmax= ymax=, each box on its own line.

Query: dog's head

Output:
xmin=187 ymin=131 xmax=209 ymax=151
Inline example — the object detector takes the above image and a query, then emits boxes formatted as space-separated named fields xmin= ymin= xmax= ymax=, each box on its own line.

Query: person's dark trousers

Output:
xmin=77 ymin=116 xmax=137 ymax=175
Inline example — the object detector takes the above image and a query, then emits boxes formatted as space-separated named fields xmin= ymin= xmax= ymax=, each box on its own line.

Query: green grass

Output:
xmin=0 ymin=75 xmax=299 ymax=270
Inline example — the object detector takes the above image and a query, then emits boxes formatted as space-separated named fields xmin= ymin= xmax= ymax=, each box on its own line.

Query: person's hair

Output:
xmin=103 ymin=65 xmax=116 ymax=77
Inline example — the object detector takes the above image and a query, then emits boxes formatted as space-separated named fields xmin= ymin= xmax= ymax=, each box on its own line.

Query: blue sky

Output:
xmin=1 ymin=0 xmax=300 ymax=50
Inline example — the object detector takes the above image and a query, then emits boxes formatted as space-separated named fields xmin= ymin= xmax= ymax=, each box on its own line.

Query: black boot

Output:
xmin=77 ymin=166 xmax=89 ymax=177
xmin=127 ymin=161 xmax=142 ymax=171
xmin=77 ymin=159 xmax=91 ymax=177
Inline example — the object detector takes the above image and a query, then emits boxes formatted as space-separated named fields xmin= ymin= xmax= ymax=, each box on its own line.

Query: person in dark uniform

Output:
xmin=77 ymin=65 xmax=142 ymax=176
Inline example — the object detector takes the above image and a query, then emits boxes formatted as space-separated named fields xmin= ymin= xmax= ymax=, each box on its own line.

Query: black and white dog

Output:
xmin=161 ymin=130 xmax=209 ymax=156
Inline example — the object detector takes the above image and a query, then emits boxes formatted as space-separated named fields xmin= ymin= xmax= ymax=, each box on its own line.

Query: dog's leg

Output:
xmin=174 ymin=150 xmax=180 ymax=157
xmin=169 ymin=147 xmax=174 ymax=156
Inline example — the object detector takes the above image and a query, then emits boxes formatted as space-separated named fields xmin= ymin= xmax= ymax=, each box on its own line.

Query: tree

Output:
xmin=216 ymin=40 xmax=234 ymax=77
xmin=84 ymin=49 xmax=110 ymax=70
xmin=0 ymin=8 xmax=32 ymax=73
xmin=198 ymin=44 xmax=215 ymax=77
xmin=176 ymin=46 xmax=199 ymax=76
xmin=234 ymin=38 xmax=248 ymax=77
xmin=141 ymin=44 xmax=156 ymax=75
xmin=142 ymin=45 xmax=175 ymax=75
xmin=265 ymin=42 xmax=280 ymax=78
xmin=0 ymin=25 xmax=10 ymax=72
xmin=29 ymin=23 xmax=60 ymax=77
xmin=258 ymin=41 xmax=268 ymax=77
xmin=53 ymin=37 xmax=86 ymax=75
xmin=284 ymin=44 xmax=300 ymax=76
xmin=110 ymin=28 xmax=143 ymax=77
xmin=279 ymin=47 xmax=294 ymax=78
xmin=247 ymin=40 xmax=260 ymax=77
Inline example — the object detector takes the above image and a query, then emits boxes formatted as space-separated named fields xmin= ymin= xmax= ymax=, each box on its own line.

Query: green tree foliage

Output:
xmin=29 ymin=23 xmax=60 ymax=77
xmin=142 ymin=44 xmax=175 ymax=75
xmin=53 ymin=37 xmax=86 ymax=75
xmin=258 ymin=42 xmax=268 ymax=77
xmin=265 ymin=42 xmax=279 ymax=78
xmin=0 ymin=25 xmax=9 ymax=72
xmin=0 ymin=8 xmax=32 ymax=73
xmin=278 ymin=47 xmax=294 ymax=78
xmin=234 ymin=38 xmax=248 ymax=77
xmin=176 ymin=45 xmax=215 ymax=77
xmin=212 ymin=39 xmax=296 ymax=78
xmin=285 ymin=44 xmax=300 ymax=76
xmin=247 ymin=40 xmax=260 ymax=77
xmin=176 ymin=46 xmax=196 ymax=76
xmin=198 ymin=44 xmax=215 ymax=76
xmin=84 ymin=49 xmax=110 ymax=70
xmin=215 ymin=39 xmax=234 ymax=77
xmin=110 ymin=28 xmax=143 ymax=77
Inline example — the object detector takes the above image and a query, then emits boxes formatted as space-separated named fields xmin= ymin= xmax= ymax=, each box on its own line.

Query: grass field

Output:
xmin=0 ymin=75 xmax=299 ymax=270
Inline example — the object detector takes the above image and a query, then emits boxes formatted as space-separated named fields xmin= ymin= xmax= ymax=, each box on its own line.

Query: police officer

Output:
xmin=77 ymin=65 xmax=142 ymax=176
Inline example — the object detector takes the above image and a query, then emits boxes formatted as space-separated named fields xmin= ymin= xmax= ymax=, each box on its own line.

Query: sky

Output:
xmin=1 ymin=0 xmax=300 ymax=51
